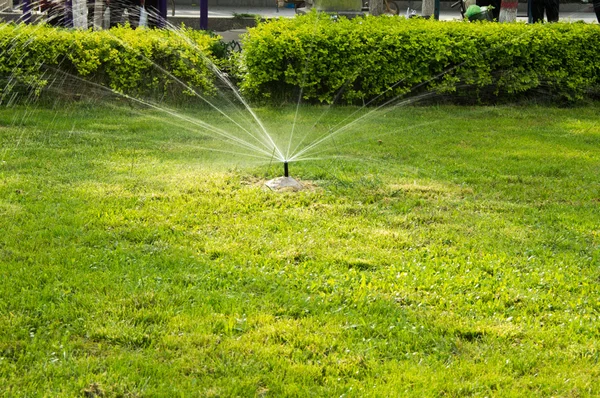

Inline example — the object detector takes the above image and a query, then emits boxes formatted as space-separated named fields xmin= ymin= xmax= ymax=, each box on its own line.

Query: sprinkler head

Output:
xmin=265 ymin=161 xmax=302 ymax=191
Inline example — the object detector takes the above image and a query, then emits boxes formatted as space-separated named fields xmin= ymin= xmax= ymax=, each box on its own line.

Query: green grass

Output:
xmin=0 ymin=103 xmax=599 ymax=396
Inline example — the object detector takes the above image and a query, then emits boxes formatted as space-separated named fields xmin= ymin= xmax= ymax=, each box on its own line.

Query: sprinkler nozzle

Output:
xmin=284 ymin=161 xmax=289 ymax=177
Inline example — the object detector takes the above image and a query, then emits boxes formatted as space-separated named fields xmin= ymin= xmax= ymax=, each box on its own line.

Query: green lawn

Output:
xmin=0 ymin=103 xmax=599 ymax=396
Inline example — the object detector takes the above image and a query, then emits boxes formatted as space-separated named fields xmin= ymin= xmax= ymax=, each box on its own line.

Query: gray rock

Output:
xmin=265 ymin=176 xmax=303 ymax=191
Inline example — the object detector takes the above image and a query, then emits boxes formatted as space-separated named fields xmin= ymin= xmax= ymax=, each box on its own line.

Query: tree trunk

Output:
xmin=422 ymin=0 xmax=434 ymax=18
xmin=499 ymin=0 xmax=518 ymax=22
xmin=369 ymin=0 xmax=383 ymax=15
xmin=72 ymin=0 xmax=87 ymax=28
xmin=0 ymin=0 xmax=12 ymax=12
xmin=94 ymin=0 xmax=104 ymax=29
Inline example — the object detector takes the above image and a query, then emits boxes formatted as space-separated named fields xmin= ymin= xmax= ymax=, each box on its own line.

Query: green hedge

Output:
xmin=239 ymin=13 xmax=600 ymax=103
xmin=0 ymin=24 xmax=220 ymax=103
xmin=2 ymin=18 xmax=599 ymax=105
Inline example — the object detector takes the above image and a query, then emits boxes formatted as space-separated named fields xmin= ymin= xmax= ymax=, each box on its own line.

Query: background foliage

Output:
xmin=1 ymin=17 xmax=600 ymax=104
xmin=239 ymin=13 xmax=600 ymax=103
xmin=0 ymin=24 xmax=220 ymax=103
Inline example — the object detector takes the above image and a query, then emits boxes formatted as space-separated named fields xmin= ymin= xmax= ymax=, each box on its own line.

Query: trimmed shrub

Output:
xmin=239 ymin=13 xmax=600 ymax=104
xmin=0 ymin=23 xmax=221 ymax=103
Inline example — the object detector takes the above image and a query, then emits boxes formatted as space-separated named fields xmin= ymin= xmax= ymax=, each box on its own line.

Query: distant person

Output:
xmin=41 ymin=0 xmax=70 ymax=27
xmin=476 ymin=0 xmax=500 ymax=20
xmin=594 ymin=0 xmax=600 ymax=23
xmin=108 ymin=0 xmax=142 ymax=28
xmin=87 ymin=0 xmax=105 ymax=28
xmin=531 ymin=0 xmax=559 ymax=22
xmin=144 ymin=0 xmax=161 ymax=28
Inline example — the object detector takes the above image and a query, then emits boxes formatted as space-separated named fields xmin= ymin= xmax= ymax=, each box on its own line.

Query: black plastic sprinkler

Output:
xmin=266 ymin=160 xmax=301 ymax=190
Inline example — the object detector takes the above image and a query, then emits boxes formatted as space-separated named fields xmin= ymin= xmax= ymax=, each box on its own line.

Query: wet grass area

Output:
xmin=0 ymin=103 xmax=599 ymax=396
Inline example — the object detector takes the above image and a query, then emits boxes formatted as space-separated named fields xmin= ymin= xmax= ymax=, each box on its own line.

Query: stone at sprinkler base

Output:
xmin=265 ymin=176 xmax=304 ymax=192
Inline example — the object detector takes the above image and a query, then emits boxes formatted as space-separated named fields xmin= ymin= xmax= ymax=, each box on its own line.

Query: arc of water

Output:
xmin=286 ymin=55 xmax=418 ymax=161
xmin=289 ymin=90 xmax=435 ymax=163
xmin=164 ymin=27 xmax=286 ymax=162
xmin=119 ymin=97 xmax=278 ymax=158
xmin=131 ymin=104 xmax=277 ymax=159
xmin=0 ymin=24 xmax=274 ymax=158
xmin=280 ymin=11 xmax=425 ymax=161
xmin=309 ymin=73 xmax=414 ymax=142
xmin=112 ymin=36 xmax=283 ymax=160
xmin=286 ymin=84 xmax=304 ymax=161
xmin=44 ymin=68 xmax=277 ymax=158
xmin=285 ymin=78 xmax=352 ymax=161
xmin=289 ymin=42 xmax=496 ymax=162
xmin=289 ymin=61 xmax=457 ymax=162
xmin=291 ymin=117 xmax=439 ymax=164
xmin=204 ymin=61 xmax=285 ymax=161
xmin=285 ymin=16 xmax=325 ymax=161
xmin=288 ymin=23 xmax=553 ymax=163
xmin=0 ymin=25 xmax=49 ymax=104
xmin=290 ymin=97 xmax=516 ymax=165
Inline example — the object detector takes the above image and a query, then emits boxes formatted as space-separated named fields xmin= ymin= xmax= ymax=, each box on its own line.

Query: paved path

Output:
xmin=169 ymin=3 xmax=598 ymax=41
xmin=171 ymin=3 xmax=599 ymax=27
xmin=3 ymin=2 xmax=597 ymax=34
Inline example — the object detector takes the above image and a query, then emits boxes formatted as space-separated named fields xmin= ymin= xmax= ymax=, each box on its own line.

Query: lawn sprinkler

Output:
xmin=265 ymin=160 xmax=303 ymax=191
